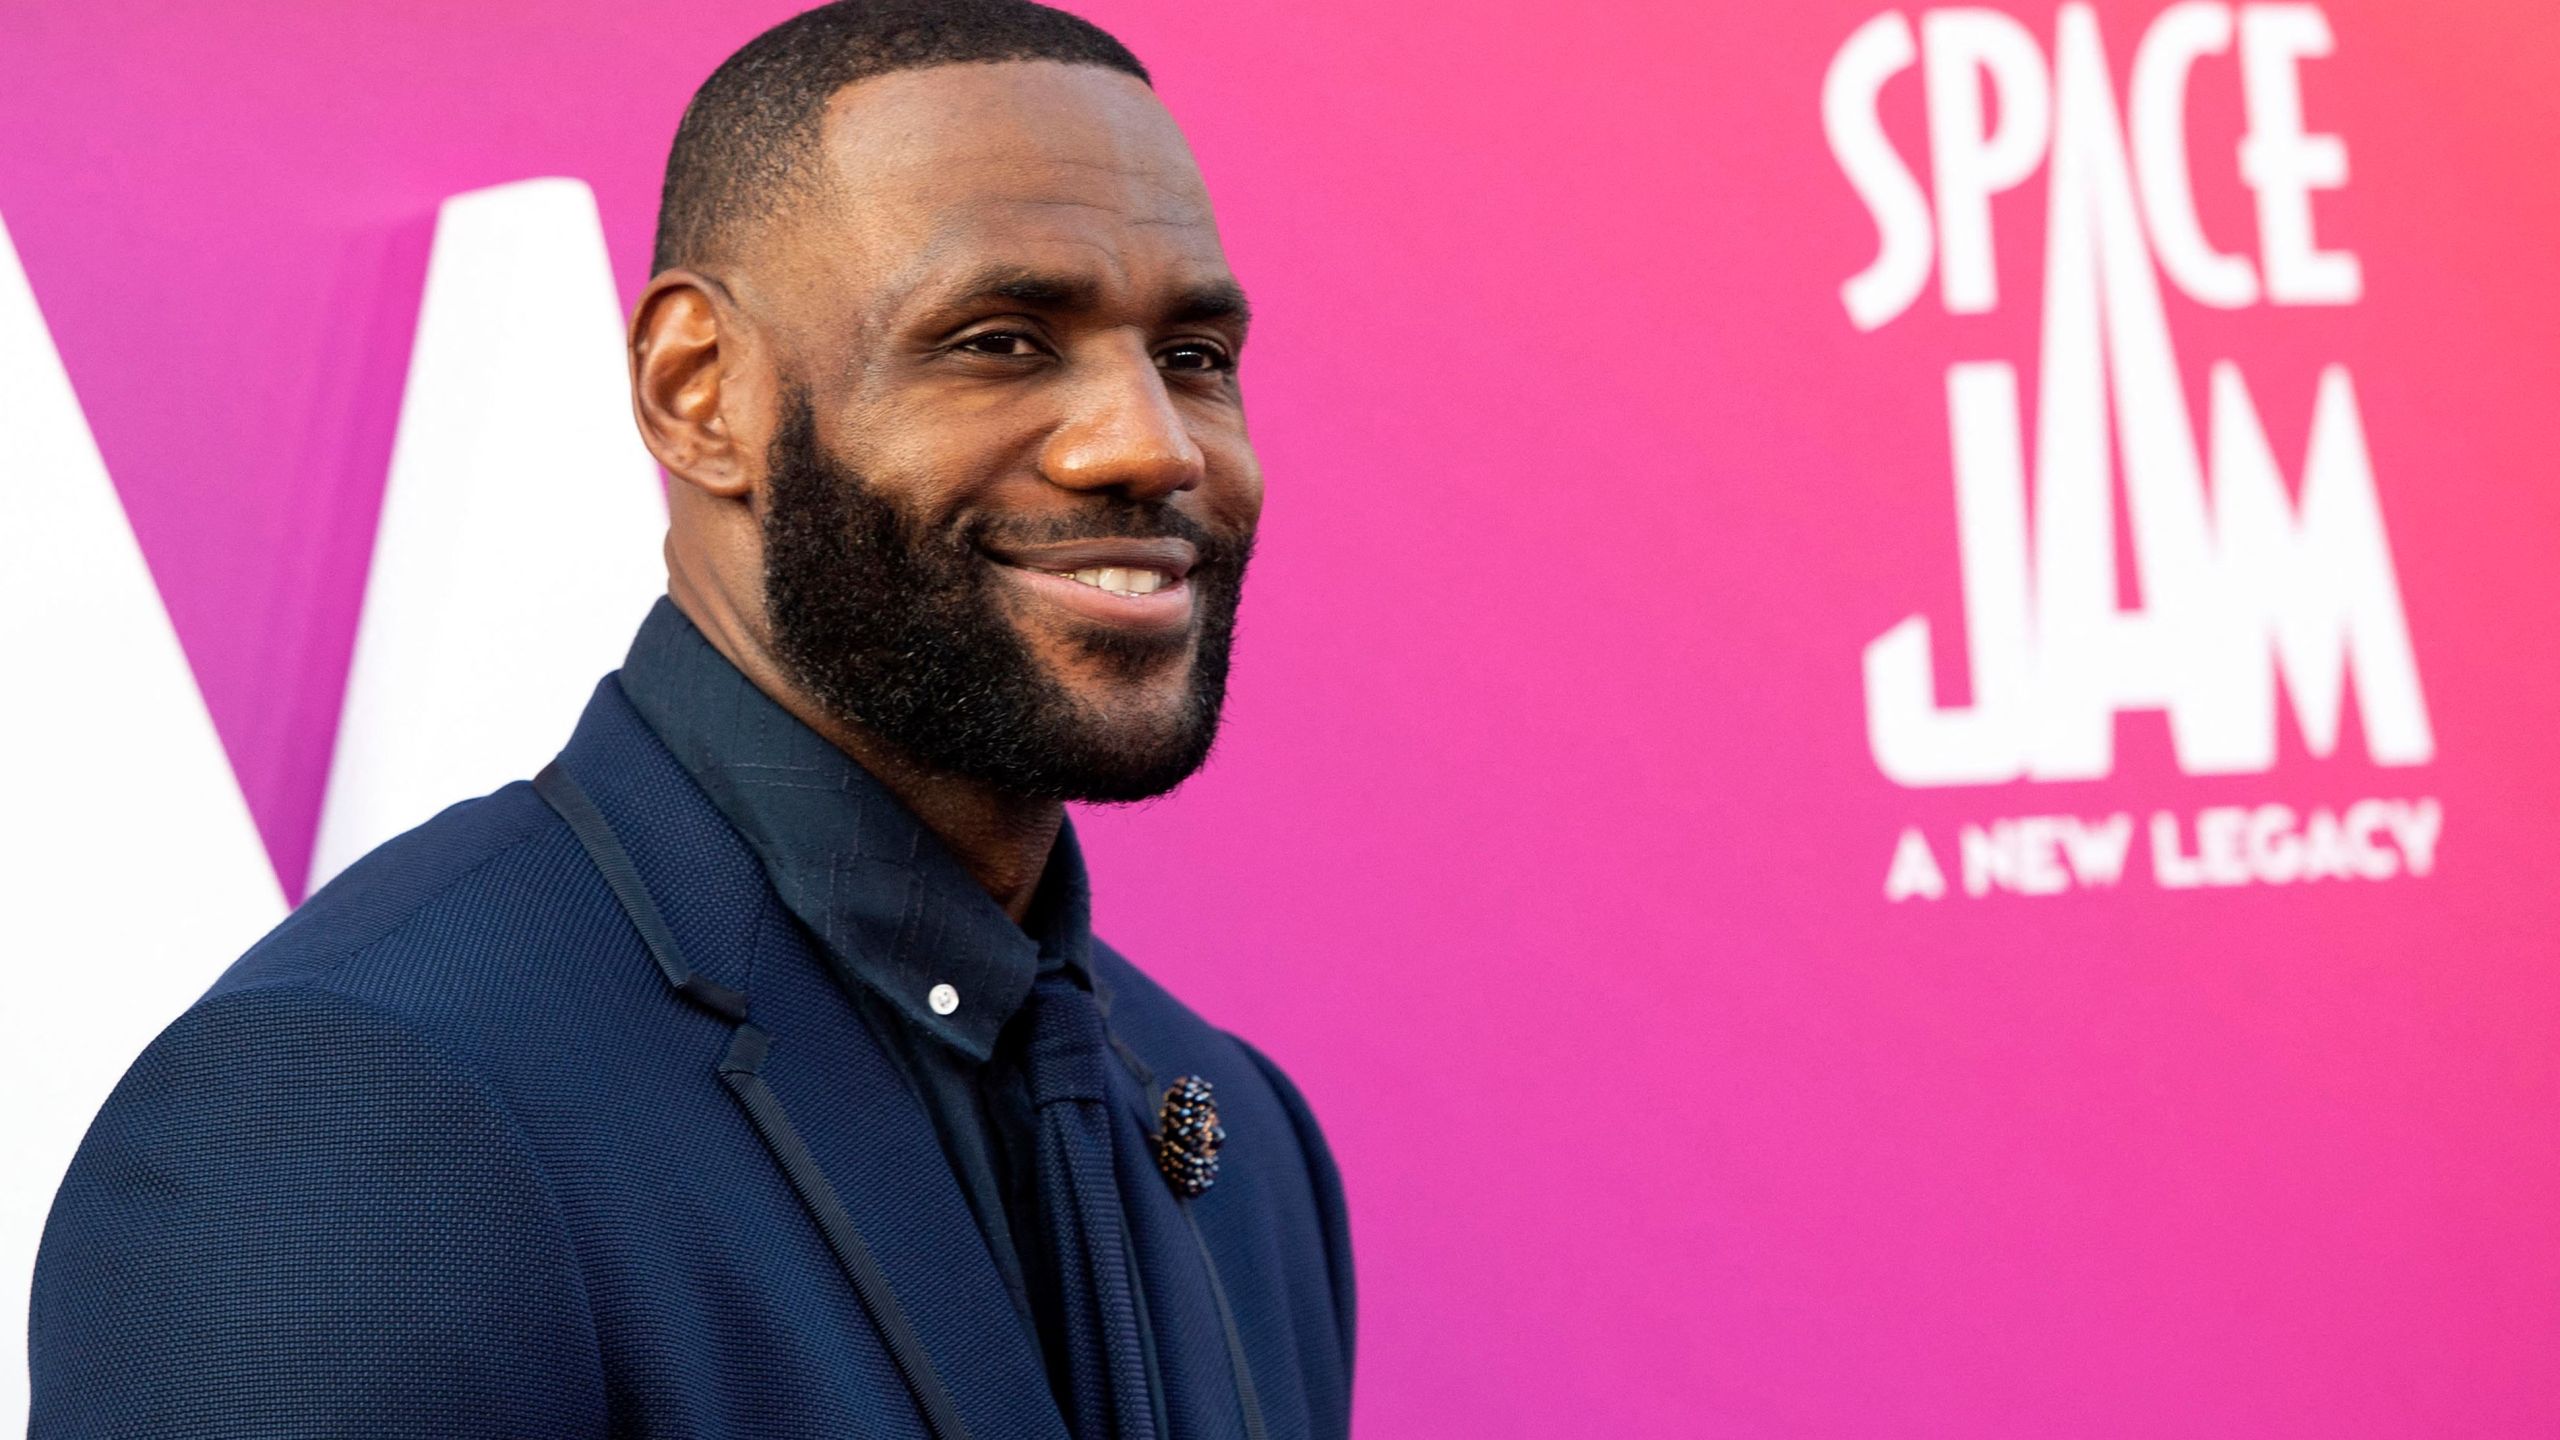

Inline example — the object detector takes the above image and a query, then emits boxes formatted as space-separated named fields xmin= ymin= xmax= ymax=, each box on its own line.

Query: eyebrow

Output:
xmin=938 ymin=265 xmax=1252 ymax=335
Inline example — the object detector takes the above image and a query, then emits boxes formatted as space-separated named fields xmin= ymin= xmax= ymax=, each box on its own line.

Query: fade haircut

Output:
xmin=652 ymin=0 xmax=1150 ymax=274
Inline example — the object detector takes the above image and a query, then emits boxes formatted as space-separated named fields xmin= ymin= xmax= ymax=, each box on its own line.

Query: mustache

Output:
xmin=958 ymin=503 xmax=1251 ymax=568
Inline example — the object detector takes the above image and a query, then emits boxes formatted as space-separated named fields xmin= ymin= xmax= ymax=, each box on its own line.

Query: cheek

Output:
xmin=845 ymin=442 xmax=984 ymax=535
xmin=1200 ymin=441 xmax=1265 ymax=534
xmin=838 ymin=394 xmax=1028 ymax=517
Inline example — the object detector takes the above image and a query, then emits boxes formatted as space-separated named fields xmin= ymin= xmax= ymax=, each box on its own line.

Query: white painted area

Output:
xmin=308 ymin=177 xmax=666 ymax=891
xmin=0 ymin=210 xmax=290 ymax=1432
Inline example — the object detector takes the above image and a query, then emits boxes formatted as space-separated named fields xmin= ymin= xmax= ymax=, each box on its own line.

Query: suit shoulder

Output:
xmin=215 ymin=780 xmax=568 ymax=996
xmin=193 ymin=780 xmax=708 ymax=1097
xmin=32 ymin=982 xmax=608 ymax=1435
xmin=59 ymin=981 xmax=549 ymax=1179
xmin=63 ymin=966 xmax=575 ymax=1234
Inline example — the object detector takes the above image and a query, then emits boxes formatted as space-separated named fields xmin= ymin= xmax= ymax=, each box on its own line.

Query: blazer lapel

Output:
xmin=729 ymin=917 xmax=1069 ymax=1440
xmin=552 ymin=679 xmax=1065 ymax=1440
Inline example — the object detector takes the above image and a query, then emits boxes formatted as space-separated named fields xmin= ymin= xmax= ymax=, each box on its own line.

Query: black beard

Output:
xmin=759 ymin=388 xmax=1251 ymax=803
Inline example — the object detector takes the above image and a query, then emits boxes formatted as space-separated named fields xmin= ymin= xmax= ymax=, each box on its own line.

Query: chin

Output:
xmin=1066 ymin=682 xmax=1202 ymax=745
xmin=1036 ymin=628 xmax=1201 ymax=696
xmin=1045 ymin=684 xmax=1224 ymax=804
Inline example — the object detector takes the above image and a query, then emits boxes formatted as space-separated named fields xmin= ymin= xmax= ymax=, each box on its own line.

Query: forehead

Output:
xmin=800 ymin=61 xmax=1230 ymax=312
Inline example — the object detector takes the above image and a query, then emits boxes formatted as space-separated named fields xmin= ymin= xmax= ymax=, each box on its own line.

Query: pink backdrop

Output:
xmin=7 ymin=1 xmax=2557 ymax=1432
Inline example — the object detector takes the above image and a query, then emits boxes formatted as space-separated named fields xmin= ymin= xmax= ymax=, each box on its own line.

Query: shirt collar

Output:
xmin=615 ymin=598 xmax=1090 ymax=1060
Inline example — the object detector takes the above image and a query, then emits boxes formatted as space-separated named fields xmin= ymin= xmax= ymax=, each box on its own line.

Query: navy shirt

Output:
xmin=617 ymin=598 xmax=1088 ymax=1398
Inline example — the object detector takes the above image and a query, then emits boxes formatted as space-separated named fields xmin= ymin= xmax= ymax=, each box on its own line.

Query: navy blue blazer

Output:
xmin=30 ymin=677 xmax=1354 ymax=1438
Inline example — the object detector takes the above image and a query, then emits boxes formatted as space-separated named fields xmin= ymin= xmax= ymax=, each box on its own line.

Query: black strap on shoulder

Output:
xmin=531 ymin=760 xmax=973 ymax=1440
xmin=533 ymin=762 xmax=748 ymax=1024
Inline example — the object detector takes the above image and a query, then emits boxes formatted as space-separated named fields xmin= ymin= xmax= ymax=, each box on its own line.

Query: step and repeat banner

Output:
xmin=4 ymin=1 xmax=2554 ymax=1433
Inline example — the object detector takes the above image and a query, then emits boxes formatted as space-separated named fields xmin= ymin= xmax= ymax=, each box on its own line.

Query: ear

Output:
xmin=628 ymin=270 xmax=763 ymax=499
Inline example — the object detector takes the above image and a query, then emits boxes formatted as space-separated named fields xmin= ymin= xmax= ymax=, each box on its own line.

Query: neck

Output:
xmin=666 ymin=559 xmax=1063 ymax=924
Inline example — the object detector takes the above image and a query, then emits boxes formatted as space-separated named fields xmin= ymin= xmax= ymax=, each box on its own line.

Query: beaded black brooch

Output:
xmin=1153 ymin=1075 xmax=1225 ymax=1197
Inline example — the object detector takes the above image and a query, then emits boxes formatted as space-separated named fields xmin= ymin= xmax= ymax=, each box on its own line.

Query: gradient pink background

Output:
xmin=7 ymin=1 xmax=2557 ymax=1432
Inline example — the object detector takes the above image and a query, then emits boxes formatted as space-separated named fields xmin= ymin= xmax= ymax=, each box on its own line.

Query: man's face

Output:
xmin=748 ymin=62 xmax=1261 ymax=801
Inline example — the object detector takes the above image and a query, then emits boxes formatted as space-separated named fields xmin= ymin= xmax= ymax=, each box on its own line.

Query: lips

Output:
xmin=978 ymin=535 xmax=1200 ymax=633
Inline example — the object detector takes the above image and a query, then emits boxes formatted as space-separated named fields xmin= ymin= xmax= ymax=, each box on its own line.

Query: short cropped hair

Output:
xmin=652 ymin=0 xmax=1151 ymax=274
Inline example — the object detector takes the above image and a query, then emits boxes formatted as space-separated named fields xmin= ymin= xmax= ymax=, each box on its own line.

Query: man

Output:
xmin=28 ymin=3 xmax=1353 ymax=1436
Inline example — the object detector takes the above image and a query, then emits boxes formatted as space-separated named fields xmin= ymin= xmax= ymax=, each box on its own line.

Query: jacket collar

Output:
xmin=545 ymin=665 xmax=1071 ymax=1440
xmin=612 ymin=599 xmax=1091 ymax=1061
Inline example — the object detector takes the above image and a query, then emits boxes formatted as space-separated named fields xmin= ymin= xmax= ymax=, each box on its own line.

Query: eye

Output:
xmin=1157 ymin=341 xmax=1236 ymax=374
xmin=955 ymin=329 xmax=1046 ymax=358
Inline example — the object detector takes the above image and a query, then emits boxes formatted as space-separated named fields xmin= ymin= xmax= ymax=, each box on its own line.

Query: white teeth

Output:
xmin=1061 ymin=566 xmax=1169 ymax=597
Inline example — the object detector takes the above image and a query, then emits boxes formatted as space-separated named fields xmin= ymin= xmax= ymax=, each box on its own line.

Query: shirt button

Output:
xmin=928 ymin=983 xmax=960 ymax=1016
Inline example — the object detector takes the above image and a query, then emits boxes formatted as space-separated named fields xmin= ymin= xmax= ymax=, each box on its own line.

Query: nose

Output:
xmin=1036 ymin=340 xmax=1206 ymax=501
